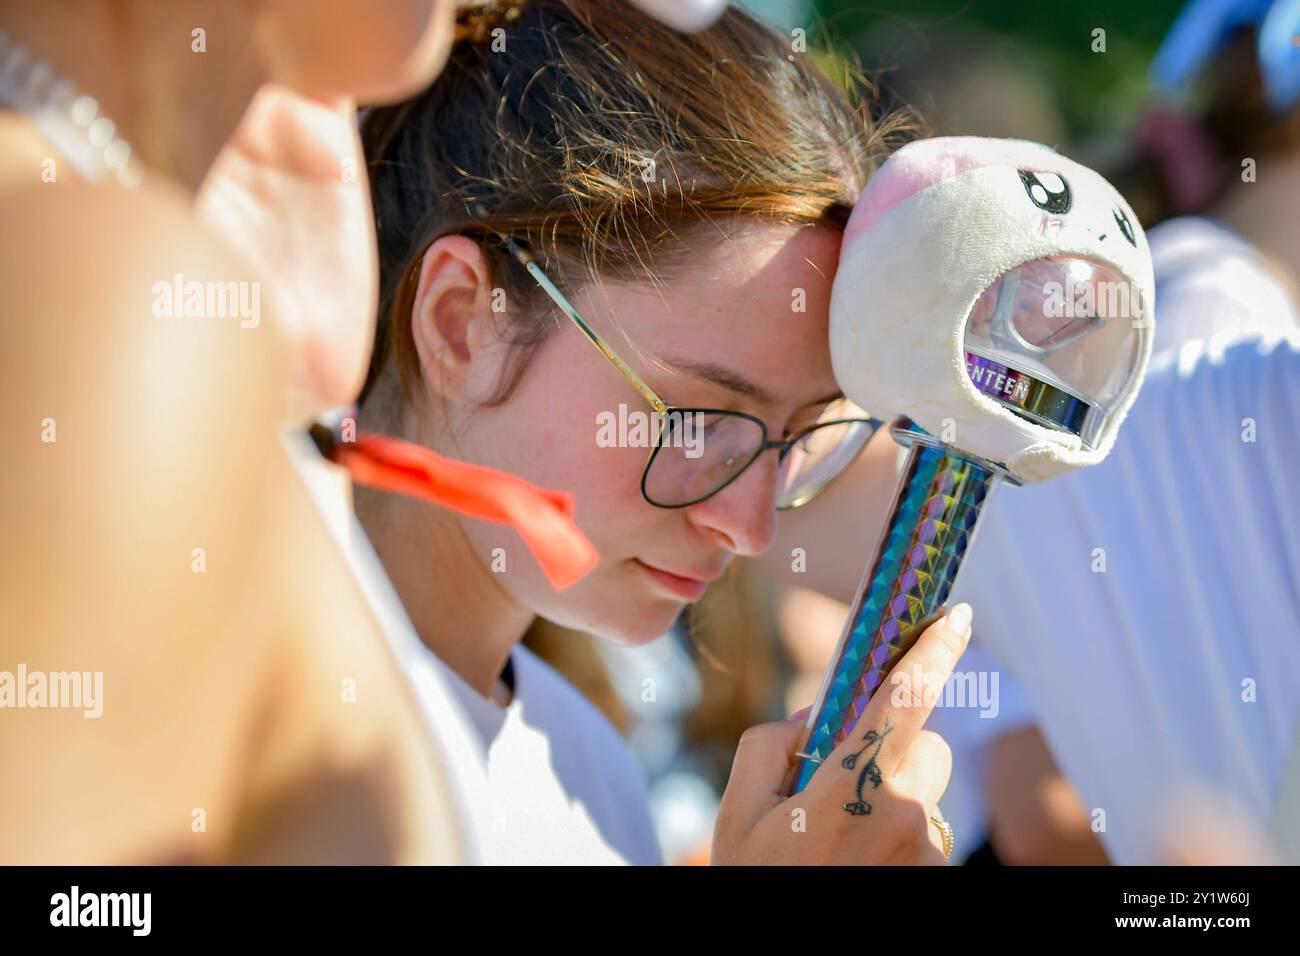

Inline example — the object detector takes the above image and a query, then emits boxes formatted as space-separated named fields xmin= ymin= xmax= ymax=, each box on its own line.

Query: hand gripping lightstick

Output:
xmin=783 ymin=137 xmax=1157 ymax=798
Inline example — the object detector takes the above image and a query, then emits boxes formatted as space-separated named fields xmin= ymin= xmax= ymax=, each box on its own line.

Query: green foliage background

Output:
xmin=809 ymin=0 xmax=1187 ymax=139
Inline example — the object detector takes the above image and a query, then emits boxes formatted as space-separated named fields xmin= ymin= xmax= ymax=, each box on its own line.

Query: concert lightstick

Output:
xmin=784 ymin=137 xmax=1156 ymax=798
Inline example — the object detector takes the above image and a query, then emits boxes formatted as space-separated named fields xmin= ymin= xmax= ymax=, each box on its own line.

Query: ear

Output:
xmin=409 ymin=234 xmax=494 ymax=402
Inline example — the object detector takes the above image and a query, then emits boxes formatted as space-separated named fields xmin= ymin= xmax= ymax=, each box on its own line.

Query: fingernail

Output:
xmin=787 ymin=705 xmax=813 ymax=723
xmin=946 ymin=602 xmax=973 ymax=637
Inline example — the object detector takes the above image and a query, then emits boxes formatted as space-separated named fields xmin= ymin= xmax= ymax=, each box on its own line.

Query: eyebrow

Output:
xmin=661 ymin=354 xmax=843 ymax=409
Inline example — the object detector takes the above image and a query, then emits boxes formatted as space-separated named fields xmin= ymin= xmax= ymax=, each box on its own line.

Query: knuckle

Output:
xmin=876 ymin=820 xmax=925 ymax=862
xmin=738 ymin=721 xmax=784 ymax=746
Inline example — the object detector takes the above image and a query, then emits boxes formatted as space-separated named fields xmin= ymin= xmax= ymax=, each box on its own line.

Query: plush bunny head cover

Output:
xmin=830 ymin=136 xmax=1156 ymax=482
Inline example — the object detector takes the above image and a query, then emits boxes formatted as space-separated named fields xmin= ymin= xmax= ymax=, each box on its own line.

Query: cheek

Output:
xmin=468 ymin=333 xmax=658 ymax=550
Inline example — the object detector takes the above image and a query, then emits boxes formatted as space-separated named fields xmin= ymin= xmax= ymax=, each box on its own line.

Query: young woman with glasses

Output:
xmin=355 ymin=0 xmax=975 ymax=864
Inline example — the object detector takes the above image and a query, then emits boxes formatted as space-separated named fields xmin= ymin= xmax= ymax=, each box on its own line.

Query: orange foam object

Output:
xmin=331 ymin=432 xmax=599 ymax=590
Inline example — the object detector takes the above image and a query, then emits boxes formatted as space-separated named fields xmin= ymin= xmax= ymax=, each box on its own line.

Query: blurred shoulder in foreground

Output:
xmin=0 ymin=173 xmax=470 ymax=863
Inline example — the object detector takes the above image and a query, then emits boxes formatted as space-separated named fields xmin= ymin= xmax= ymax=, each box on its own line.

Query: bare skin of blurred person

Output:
xmin=0 ymin=0 xmax=469 ymax=863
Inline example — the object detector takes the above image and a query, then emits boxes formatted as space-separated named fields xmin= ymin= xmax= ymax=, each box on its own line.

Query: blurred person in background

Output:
xmin=764 ymin=0 xmax=1300 ymax=865
xmin=957 ymin=0 xmax=1300 ymax=865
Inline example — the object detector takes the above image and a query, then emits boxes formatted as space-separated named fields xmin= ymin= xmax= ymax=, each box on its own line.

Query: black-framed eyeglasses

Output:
xmin=489 ymin=230 xmax=882 ymax=510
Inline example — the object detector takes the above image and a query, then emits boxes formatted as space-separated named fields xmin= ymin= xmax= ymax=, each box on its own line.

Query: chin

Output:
xmin=595 ymin=602 xmax=684 ymax=647
xmin=544 ymin=593 xmax=684 ymax=648
xmin=525 ymin=560 xmax=694 ymax=646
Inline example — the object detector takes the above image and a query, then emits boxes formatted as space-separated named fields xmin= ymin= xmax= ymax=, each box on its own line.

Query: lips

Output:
xmin=635 ymin=559 xmax=724 ymax=602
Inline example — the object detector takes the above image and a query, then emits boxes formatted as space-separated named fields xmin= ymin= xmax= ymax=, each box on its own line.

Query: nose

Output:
xmin=683 ymin=446 xmax=782 ymax=557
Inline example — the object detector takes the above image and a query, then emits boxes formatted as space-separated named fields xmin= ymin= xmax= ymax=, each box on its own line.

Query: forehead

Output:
xmin=648 ymin=222 xmax=842 ymax=315
xmin=581 ymin=223 xmax=842 ymax=396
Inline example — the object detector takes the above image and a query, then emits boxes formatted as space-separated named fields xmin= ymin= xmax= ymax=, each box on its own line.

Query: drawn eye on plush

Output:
xmin=1017 ymin=169 xmax=1072 ymax=214
xmin=1113 ymin=207 xmax=1136 ymax=247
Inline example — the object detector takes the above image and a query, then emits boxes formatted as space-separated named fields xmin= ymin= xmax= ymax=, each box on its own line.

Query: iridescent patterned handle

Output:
xmin=783 ymin=422 xmax=1010 ymax=796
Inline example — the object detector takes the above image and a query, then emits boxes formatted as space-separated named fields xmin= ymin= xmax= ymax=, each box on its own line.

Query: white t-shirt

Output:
xmin=943 ymin=218 xmax=1300 ymax=863
xmin=285 ymin=429 xmax=663 ymax=865
xmin=424 ymin=640 xmax=665 ymax=866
